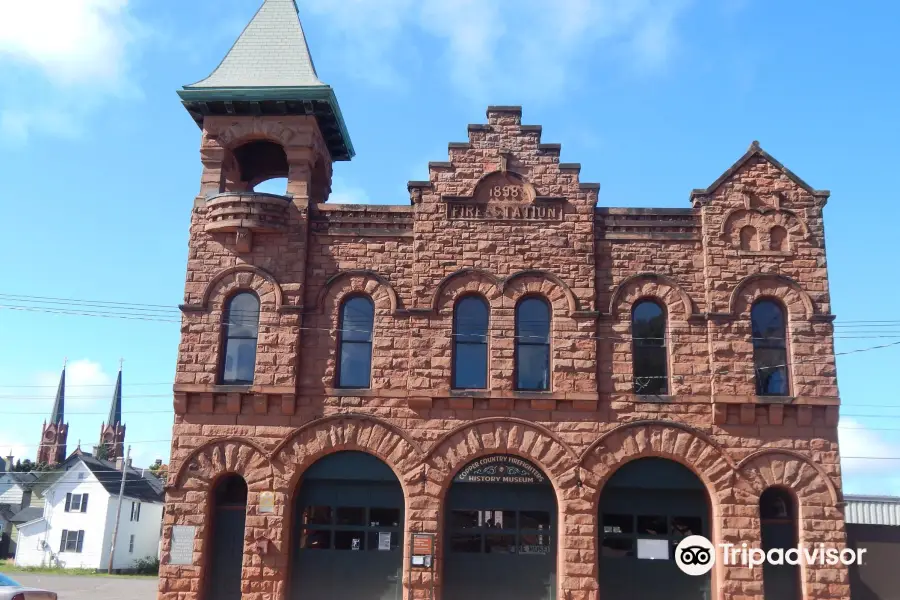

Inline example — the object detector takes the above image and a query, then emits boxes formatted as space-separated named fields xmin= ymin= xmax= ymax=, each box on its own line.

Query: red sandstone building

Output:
xmin=160 ymin=1 xmax=850 ymax=599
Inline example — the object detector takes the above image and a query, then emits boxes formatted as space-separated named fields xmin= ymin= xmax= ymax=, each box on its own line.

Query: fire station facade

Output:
xmin=160 ymin=2 xmax=848 ymax=599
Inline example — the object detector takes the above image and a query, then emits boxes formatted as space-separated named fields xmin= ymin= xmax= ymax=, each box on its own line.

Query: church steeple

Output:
xmin=97 ymin=361 xmax=126 ymax=462
xmin=37 ymin=361 xmax=68 ymax=466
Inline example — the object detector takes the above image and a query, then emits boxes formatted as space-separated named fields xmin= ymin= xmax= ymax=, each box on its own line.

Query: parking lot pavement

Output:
xmin=3 ymin=573 xmax=158 ymax=600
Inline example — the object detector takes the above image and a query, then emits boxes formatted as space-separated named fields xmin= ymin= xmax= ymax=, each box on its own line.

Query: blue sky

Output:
xmin=0 ymin=0 xmax=898 ymax=494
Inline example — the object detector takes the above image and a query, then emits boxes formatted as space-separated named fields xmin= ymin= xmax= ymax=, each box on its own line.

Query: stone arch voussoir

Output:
xmin=316 ymin=270 xmax=400 ymax=315
xmin=608 ymin=273 xmax=694 ymax=320
xmin=502 ymin=270 xmax=579 ymax=314
xmin=200 ymin=264 xmax=284 ymax=312
xmin=215 ymin=118 xmax=296 ymax=150
xmin=173 ymin=437 xmax=273 ymax=492
xmin=431 ymin=268 xmax=502 ymax=314
xmin=270 ymin=414 xmax=424 ymax=492
xmin=579 ymin=421 xmax=737 ymax=506
xmin=729 ymin=273 xmax=815 ymax=319
xmin=735 ymin=449 xmax=838 ymax=506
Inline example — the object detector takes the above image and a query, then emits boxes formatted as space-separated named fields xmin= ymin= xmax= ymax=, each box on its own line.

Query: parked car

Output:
xmin=0 ymin=573 xmax=57 ymax=599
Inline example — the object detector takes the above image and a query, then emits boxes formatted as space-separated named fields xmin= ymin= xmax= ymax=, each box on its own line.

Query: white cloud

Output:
xmin=34 ymin=359 xmax=115 ymax=410
xmin=304 ymin=0 xmax=693 ymax=101
xmin=839 ymin=419 xmax=900 ymax=496
xmin=0 ymin=108 xmax=81 ymax=144
xmin=329 ymin=178 xmax=371 ymax=204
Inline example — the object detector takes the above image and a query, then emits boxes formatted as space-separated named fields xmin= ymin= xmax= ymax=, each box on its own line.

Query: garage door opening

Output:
xmin=599 ymin=458 xmax=712 ymax=600
xmin=444 ymin=454 xmax=557 ymax=600
xmin=290 ymin=451 xmax=404 ymax=600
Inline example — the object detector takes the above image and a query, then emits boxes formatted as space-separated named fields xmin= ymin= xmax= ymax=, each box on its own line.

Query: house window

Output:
xmin=130 ymin=501 xmax=141 ymax=522
xmin=129 ymin=534 xmax=135 ymax=553
xmin=752 ymin=300 xmax=790 ymax=396
xmin=452 ymin=296 xmax=489 ymax=389
xmin=336 ymin=296 xmax=374 ymax=389
xmin=59 ymin=530 xmax=84 ymax=553
xmin=65 ymin=493 xmax=89 ymax=513
xmin=632 ymin=300 xmax=668 ymax=395
xmin=220 ymin=291 xmax=260 ymax=385
xmin=77 ymin=472 xmax=86 ymax=480
xmin=515 ymin=297 xmax=551 ymax=391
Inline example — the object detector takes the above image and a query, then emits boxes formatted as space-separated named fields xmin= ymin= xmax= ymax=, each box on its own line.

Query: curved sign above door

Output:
xmin=453 ymin=455 xmax=549 ymax=485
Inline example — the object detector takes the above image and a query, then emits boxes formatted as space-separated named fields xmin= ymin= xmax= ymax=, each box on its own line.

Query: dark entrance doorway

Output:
xmin=599 ymin=458 xmax=712 ymax=600
xmin=444 ymin=455 xmax=557 ymax=600
xmin=205 ymin=474 xmax=247 ymax=600
xmin=290 ymin=451 xmax=403 ymax=600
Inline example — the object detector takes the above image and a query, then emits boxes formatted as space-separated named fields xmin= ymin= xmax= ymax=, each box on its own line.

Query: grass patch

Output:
xmin=0 ymin=559 xmax=156 ymax=578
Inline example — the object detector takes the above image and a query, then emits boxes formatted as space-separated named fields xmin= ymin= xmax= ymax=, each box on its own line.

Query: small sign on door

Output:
xmin=378 ymin=532 xmax=392 ymax=551
xmin=351 ymin=538 xmax=361 ymax=551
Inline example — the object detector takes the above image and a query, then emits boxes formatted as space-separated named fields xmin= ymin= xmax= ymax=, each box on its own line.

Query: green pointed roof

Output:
xmin=178 ymin=0 xmax=354 ymax=160
xmin=50 ymin=366 xmax=65 ymax=424
xmin=106 ymin=368 xmax=122 ymax=427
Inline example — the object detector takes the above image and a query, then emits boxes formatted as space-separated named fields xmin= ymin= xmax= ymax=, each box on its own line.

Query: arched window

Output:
xmin=336 ymin=296 xmax=374 ymax=389
xmin=760 ymin=487 xmax=800 ymax=600
xmin=452 ymin=296 xmax=489 ymax=389
xmin=515 ymin=297 xmax=551 ymax=391
xmin=632 ymin=300 xmax=668 ymax=395
xmin=752 ymin=300 xmax=789 ymax=396
xmin=770 ymin=226 xmax=789 ymax=251
xmin=220 ymin=292 xmax=260 ymax=385
xmin=740 ymin=225 xmax=759 ymax=251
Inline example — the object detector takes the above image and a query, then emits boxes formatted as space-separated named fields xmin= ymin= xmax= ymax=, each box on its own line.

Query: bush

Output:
xmin=132 ymin=556 xmax=160 ymax=575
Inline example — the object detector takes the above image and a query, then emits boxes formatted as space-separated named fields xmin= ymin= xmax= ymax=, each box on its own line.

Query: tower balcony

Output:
xmin=203 ymin=191 xmax=292 ymax=234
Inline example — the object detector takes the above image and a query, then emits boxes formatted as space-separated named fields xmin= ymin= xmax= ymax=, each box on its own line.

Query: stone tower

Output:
xmin=36 ymin=364 xmax=68 ymax=466
xmin=96 ymin=365 xmax=125 ymax=461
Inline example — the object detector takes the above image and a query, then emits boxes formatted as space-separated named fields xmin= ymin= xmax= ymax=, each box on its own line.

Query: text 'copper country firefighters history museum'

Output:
xmin=158 ymin=1 xmax=849 ymax=599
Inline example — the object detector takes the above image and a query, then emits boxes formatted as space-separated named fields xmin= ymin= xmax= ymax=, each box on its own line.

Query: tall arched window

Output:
xmin=760 ymin=487 xmax=800 ymax=600
xmin=452 ymin=296 xmax=489 ymax=389
xmin=752 ymin=300 xmax=789 ymax=396
xmin=220 ymin=292 xmax=260 ymax=385
xmin=515 ymin=297 xmax=551 ymax=391
xmin=336 ymin=296 xmax=374 ymax=389
xmin=632 ymin=300 xmax=668 ymax=395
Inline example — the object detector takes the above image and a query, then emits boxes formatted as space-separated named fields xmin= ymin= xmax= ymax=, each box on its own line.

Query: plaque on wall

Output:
xmin=170 ymin=525 xmax=196 ymax=565
xmin=453 ymin=455 xmax=548 ymax=484
xmin=259 ymin=491 xmax=275 ymax=514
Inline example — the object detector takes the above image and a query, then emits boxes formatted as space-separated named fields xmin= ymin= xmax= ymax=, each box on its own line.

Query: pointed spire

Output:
xmin=50 ymin=359 xmax=66 ymax=424
xmin=107 ymin=361 xmax=123 ymax=427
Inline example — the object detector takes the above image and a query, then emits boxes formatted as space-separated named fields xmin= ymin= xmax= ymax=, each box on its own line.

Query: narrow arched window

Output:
xmin=452 ymin=296 xmax=489 ymax=389
xmin=336 ymin=296 xmax=374 ymax=389
xmin=740 ymin=225 xmax=759 ymax=251
xmin=632 ymin=300 xmax=668 ymax=395
xmin=770 ymin=226 xmax=789 ymax=251
xmin=220 ymin=292 xmax=260 ymax=385
xmin=515 ymin=297 xmax=551 ymax=391
xmin=760 ymin=488 xmax=800 ymax=600
xmin=752 ymin=300 xmax=789 ymax=396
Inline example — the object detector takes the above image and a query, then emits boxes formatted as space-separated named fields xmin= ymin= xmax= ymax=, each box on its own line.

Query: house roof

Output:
xmin=10 ymin=506 xmax=42 ymax=524
xmin=845 ymin=495 xmax=900 ymax=526
xmin=0 ymin=504 xmax=16 ymax=522
xmin=3 ymin=472 xmax=39 ymax=490
xmin=76 ymin=453 xmax=164 ymax=504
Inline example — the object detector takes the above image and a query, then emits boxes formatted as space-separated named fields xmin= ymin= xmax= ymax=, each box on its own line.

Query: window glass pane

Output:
xmin=449 ymin=534 xmax=481 ymax=553
xmin=301 ymin=506 xmax=332 ymax=526
xmin=480 ymin=510 xmax=516 ymax=529
xmin=601 ymin=537 xmax=635 ymax=557
xmin=450 ymin=510 xmax=480 ymax=529
xmin=366 ymin=531 xmax=400 ymax=551
xmin=369 ymin=508 xmax=401 ymax=527
xmin=520 ymin=511 xmax=552 ymax=530
xmin=453 ymin=343 xmax=488 ymax=389
xmin=516 ymin=298 xmax=550 ymax=343
xmin=602 ymin=514 xmax=634 ymax=534
xmin=754 ymin=348 xmax=789 ymax=395
xmin=751 ymin=301 xmax=786 ymax=345
xmin=454 ymin=296 xmax=489 ymax=339
xmin=760 ymin=489 xmax=794 ymax=520
xmin=223 ymin=337 xmax=257 ymax=384
xmin=336 ymin=507 xmax=366 ymax=526
xmin=341 ymin=297 xmax=374 ymax=342
xmin=334 ymin=531 xmax=366 ymax=550
xmin=632 ymin=301 xmax=665 ymax=347
xmin=516 ymin=345 xmax=550 ymax=390
xmin=637 ymin=515 xmax=668 ymax=536
xmin=338 ymin=342 xmax=372 ymax=388
xmin=300 ymin=529 xmax=331 ymax=550
xmin=633 ymin=346 xmax=668 ymax=395
xmin=226 ymin=293 xmax=260 ymax=338
xmin=672 ymin=516 xmax=703 ymax=540
xmin=485 ymin=534 xmax=517 ymax=554
xmin=519 ymin=535 xmax=552 ymax=554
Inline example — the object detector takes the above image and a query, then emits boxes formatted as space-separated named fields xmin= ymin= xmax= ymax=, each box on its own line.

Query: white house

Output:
xmin=14 ymin=452 xmax=164 ymax=571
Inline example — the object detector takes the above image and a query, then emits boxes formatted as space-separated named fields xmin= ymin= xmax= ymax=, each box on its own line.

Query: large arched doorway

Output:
xmin=444 ymin=455 xmax=557 ymax=600
xmin=599 ymin=458 xmax=712 ymax=600
xmin=204 ymin=474 xmax=247 ymax=600
xmin=290 ymin=451 xmax=404 ymax=600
